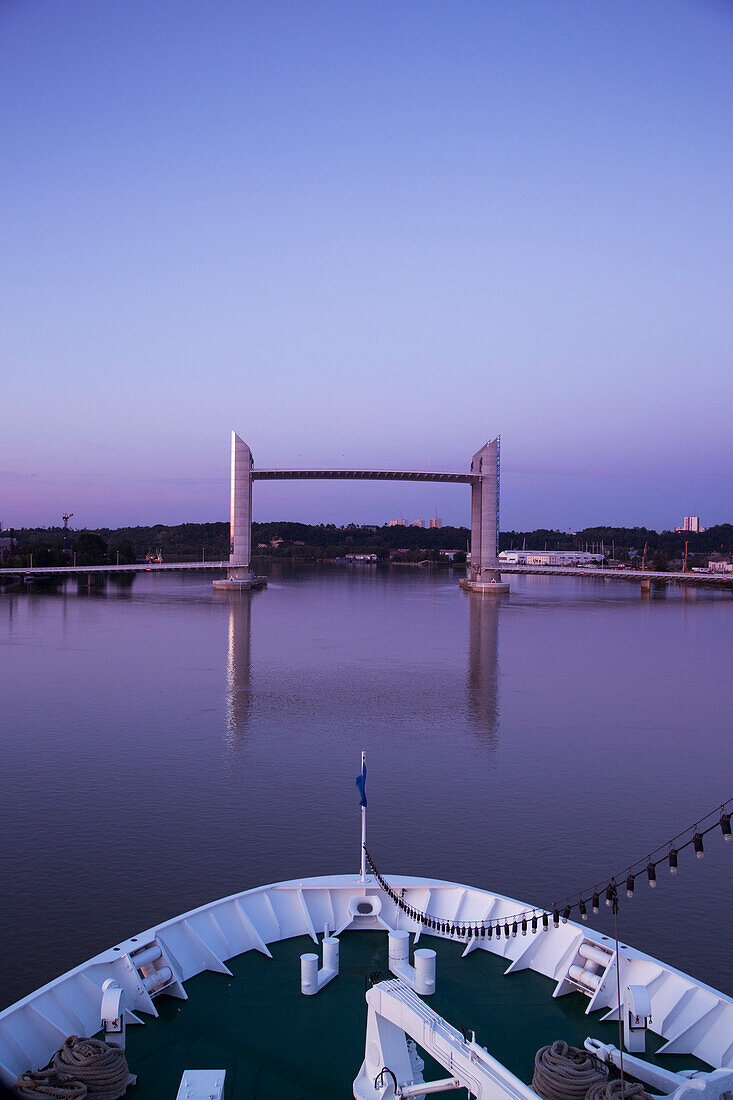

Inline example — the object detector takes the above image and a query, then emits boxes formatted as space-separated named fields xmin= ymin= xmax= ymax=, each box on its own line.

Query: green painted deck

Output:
xmin=125 ymin=932 xmax=710 ymax=1098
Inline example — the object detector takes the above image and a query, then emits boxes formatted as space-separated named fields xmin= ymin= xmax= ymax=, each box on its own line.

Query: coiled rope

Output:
xmin=52 ymin=1037 xmax=128 ymax=1100
xmin=532 ymin=1040 xmax=608 ymax=1100
xmin=586 ymin=1082 xmax=652 ymax=1100
xmin=14 ymin=1068 xmax=87 ymax=1098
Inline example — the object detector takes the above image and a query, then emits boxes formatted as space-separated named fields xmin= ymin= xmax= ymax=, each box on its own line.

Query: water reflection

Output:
xmin=224 ymin=593 xmax=252 ymax=744
xmin=466 ymin=593 xmax=501 ymax=744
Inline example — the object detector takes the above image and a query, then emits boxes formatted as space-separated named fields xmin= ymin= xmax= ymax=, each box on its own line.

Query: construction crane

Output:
xmin=62 ymin=513 xmax=74 ymax=555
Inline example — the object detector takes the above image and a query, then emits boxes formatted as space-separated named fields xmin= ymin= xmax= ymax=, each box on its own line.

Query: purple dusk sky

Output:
xmin=1 ymin=1 xmax=731 ymax=532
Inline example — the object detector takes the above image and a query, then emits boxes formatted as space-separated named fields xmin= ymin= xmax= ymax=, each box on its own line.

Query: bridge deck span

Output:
xmin=252 ymin=468 xmax=477 ymax=483
xmin=0 ymin=562 xmax=229 ymax=578
xmin=499 ymin=565 xmax=732 ymax=587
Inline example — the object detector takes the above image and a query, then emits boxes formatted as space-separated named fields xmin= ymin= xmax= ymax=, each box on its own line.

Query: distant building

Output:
xmin=675 ymin=516 xmax=705 ymax=533
xmin=429 ymin=517 xmax=443 ymax=529
xmin=0 ymin=537 xmax=13 ymax=562
xmin=708 ymin=561 xmax=733 ymax=573
xmin=412 ymin=519 xmax=425 ymax=528
xmin=388 ymin=518 xmax=406 ymax=527
xmin=499 ymin=550 xmax=605 ymax=566
xmin=345 ymin=553 xmax=377 ymax=563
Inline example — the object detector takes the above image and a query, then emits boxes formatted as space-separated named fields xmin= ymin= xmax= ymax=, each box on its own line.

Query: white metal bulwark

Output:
xmin=2 ymin=874 xmax=733 ymax=1088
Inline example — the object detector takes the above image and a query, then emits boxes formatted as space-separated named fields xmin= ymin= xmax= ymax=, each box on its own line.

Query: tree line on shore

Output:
xmin=2 ymin=521 xmax=732 ymax=570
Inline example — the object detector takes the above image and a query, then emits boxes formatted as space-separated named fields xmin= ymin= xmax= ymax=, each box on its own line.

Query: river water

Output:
xmin=1 ymin=565 xmax=732 ymax=1007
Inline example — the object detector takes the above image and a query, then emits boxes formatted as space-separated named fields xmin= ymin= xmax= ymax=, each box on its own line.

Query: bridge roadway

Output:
xmin=0 ymin=560 xmax=730 ymax=589
xmin=251 ymin=468 xmax=477 ymax=483
xmin=0 ymin=561 xmax=229 ymax=578
xmin=498 ymin=564 xmax=733 ymax=587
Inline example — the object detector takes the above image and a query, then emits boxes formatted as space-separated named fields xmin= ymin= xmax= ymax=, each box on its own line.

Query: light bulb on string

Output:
xmin=721 ymin=812 xmax=731 ymax=842
xmin=694 ymin=831 xmax=704 ymax=859
xmin=647 ymin=861 xmax=656 ymax=888
xmin=669 ymin=846 xmax=678 ymax=874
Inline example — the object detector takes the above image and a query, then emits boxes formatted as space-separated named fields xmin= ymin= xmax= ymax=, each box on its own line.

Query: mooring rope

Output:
xmin=14 ymin=1068 xmax=88 ymax=1098
xmin=51 ymin=1037 xmax=128 ymax=1100
xmin=532 ymin=1040 xmax=608 ymax=1100
xmin=586 ymin=1081 xmax=652 ymax=1099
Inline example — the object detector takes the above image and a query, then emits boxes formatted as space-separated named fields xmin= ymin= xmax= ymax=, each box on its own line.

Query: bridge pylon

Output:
xmin=461 ymin=437 xmax=510 ymax=594
xmin=213 ymin=432 xmax=266 ymax=591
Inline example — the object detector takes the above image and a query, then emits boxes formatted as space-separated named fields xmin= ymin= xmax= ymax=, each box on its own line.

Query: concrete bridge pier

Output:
xmin=461 ymin=437 xmax=509 ymax=595
xmin=213 ymin=433 xmax=266 ymax=591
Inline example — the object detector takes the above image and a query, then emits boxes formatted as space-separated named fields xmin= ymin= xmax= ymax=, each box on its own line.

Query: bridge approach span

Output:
xmin=252 ymin=469 xmax=477 ymax=484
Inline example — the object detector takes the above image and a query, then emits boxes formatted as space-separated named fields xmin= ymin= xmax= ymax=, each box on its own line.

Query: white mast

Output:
xmin=360 ymin=749 xmax=367 ymax=882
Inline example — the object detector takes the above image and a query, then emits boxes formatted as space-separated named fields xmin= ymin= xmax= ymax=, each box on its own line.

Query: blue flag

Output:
xmin=355 ymin=759 xmax=367 ymax=807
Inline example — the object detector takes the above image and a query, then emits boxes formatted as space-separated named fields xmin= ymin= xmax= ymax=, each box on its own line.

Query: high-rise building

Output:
xmin=412 ymin=519 xmax=425 ymax=528
xmin=675 ymin=515 xmax=704 ymax=533
xmin=429 ymin=517 xmax=443 ymax=529
xmin=388 ymin=518 xmax=406 ymax=527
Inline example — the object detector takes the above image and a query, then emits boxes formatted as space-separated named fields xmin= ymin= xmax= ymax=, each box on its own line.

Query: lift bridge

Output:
xmin=2 ymin=434 xmax=730 ymax=593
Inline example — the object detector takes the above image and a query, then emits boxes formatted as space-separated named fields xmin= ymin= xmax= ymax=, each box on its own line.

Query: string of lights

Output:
xmin=363 ymin=796 xmax=732 ymax=940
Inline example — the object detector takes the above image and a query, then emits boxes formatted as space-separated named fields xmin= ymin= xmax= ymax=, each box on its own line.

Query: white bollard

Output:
xmin=323 ymin=936 xmax=339 ymax=974
xmin=389 ymin=931 xmax=437 ymax=996
xmin=568 ymin=964 xmax=601 ymax=990
xmin=301 ymin=938 xmax=340 ymax=996
xmin=389 ymin=929 xmax=410 ymax=968
xmin=301 ymin=953 xmax=319 ymax=995
xmin=131 ymin=944 xmax=163 ymax=969
xmin=413 ymin=949 xmax=436 ymax=996
xmin=142 ymin=966 xmax=172 ymax=993
xmin=578 ymin=943 xmax=611 ymax=970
